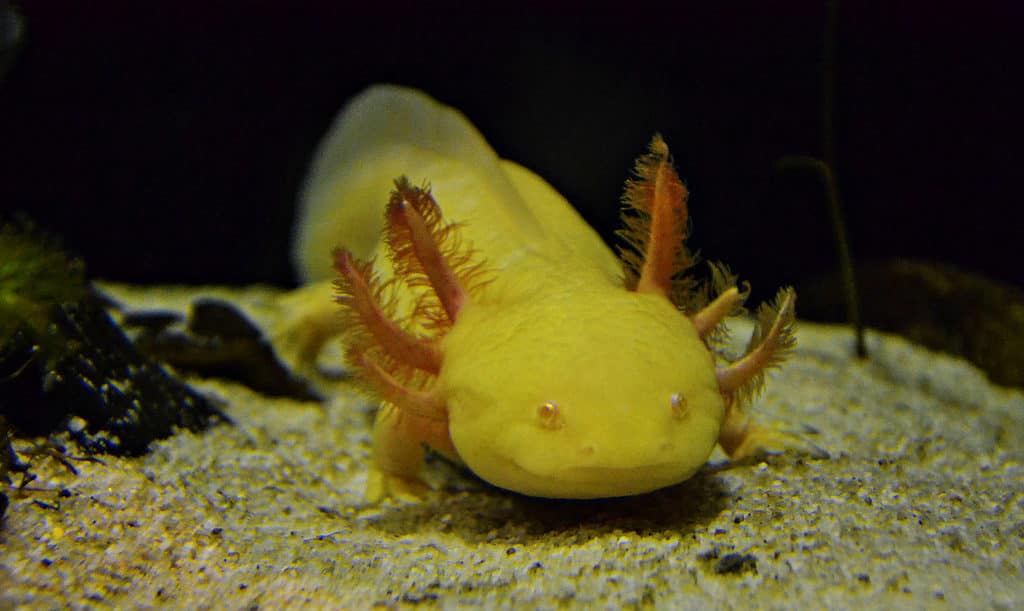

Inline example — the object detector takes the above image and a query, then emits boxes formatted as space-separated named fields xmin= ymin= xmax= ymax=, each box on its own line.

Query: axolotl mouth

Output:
xmin=479 ymin=455 xmax=702 ymax=500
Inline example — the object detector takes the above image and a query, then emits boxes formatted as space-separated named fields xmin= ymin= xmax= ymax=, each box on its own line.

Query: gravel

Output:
xmin=2 ymin=284 xmax=1021 ymax=609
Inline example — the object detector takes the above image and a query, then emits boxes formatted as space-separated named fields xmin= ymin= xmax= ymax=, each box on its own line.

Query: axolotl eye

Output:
xmin=671 ymin=392 xmax=689 ymax=420
xmin=536 ymin=400 xmax=564 ymax=429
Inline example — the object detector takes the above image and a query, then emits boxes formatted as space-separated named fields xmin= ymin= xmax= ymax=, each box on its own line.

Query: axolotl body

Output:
xmin=289 ymin=85 xmax=806 ymax=501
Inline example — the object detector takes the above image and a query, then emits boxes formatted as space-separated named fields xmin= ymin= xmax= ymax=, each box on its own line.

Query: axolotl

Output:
xmin=287 ymin=85 xmax=809 ymax=502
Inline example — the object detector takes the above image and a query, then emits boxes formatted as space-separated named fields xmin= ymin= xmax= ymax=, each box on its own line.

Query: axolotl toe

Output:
xmin=288 ymin=85 xmax=810 ymax=501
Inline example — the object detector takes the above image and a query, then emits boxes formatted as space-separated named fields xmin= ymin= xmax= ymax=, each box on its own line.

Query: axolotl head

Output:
xmin=439 ymin=285 xmax=725 ymax=499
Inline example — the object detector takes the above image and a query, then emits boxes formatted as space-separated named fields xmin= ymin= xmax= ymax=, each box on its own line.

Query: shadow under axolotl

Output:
xmin=364 ymin=464 xmax=733 ymax=545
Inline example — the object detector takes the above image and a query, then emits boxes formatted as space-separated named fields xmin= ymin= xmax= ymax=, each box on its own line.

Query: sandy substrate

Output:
xmin=2 ymin=284 xmax=1022 ymax=609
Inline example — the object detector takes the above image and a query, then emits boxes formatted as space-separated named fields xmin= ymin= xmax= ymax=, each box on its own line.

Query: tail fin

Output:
xmin=292 ymin=85 xmax=521 ymax=282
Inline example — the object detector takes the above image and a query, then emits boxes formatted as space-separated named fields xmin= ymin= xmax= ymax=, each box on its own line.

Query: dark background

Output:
xmin=1 ymin=2 xmax=1021 ymax=306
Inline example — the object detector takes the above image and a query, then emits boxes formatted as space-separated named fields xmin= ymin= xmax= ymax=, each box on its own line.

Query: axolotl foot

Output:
xmin=719 ymin=417 xmax=830 ymax=462
xmin=366 ymin=467 xmax=433 ymax=504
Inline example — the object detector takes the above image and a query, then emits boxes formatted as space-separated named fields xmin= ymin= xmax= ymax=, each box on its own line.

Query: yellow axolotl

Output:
xmin=288 ymin=84 xmax=812 ymax=502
